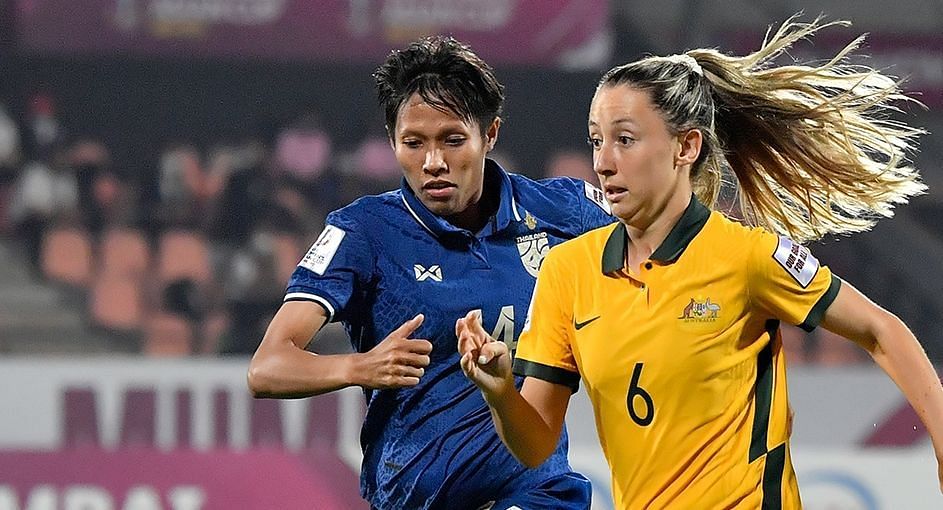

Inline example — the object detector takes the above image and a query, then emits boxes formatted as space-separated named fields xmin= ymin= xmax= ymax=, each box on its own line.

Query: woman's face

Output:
xmin=588 ymin=84 xmax=694 ymax=228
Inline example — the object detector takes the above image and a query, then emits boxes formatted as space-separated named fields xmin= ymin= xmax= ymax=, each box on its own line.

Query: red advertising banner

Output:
xmin=15 ymin=0 xmax=610 ymax=67
xmin=0 ymin=449 xmax=366 ymax=510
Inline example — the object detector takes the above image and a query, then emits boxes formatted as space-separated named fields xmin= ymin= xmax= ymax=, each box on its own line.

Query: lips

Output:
xmin=604 ymin=184 xmax=628 ymax=201
xmin=423 ymin=180 xmax=456 ymax=199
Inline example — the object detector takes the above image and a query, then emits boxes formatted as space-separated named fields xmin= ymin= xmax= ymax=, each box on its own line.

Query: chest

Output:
xmin=571 ymin=261 xmax=766 ymax=393
xmin=367 ymin=228 xmax=566 ymax=353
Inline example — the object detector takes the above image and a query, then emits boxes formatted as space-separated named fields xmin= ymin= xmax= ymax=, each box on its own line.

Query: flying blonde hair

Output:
xmin=598 ymin=15 xmax=926 ymax=242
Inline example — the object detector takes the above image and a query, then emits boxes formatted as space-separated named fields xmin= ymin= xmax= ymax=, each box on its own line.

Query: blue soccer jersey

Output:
xmin=286 ymin=159 xmax=613 ymax=510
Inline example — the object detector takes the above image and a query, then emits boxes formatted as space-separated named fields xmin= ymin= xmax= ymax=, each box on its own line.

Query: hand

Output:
xmin=355 ymin=314 xmax=432 ymax=389
xmin=456 ymin=309 xmax=514 ymax=404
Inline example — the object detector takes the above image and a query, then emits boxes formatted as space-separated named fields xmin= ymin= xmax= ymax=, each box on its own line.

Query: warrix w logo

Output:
xmin=414 ymin=264 xmax=442 ymax=282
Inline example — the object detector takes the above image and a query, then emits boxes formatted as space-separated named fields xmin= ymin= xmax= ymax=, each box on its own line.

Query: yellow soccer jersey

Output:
xmin=514 ymin=197 xmax=840 ymax=510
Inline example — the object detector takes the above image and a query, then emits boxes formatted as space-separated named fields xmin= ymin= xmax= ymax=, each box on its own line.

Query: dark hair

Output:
xmin=597 ymin=16 xmax=925 ymax=242
xmin=373 ymin=35 xmax=505 ymax=137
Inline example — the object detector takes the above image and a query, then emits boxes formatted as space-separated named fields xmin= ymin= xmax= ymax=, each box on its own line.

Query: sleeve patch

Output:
xmin=299 ymin=225 xmax=346 ymax=275
xmin=772 ymin=236 xmax=819 ymax=288
xmin=583 ymin=181 xmax=611 ymax=215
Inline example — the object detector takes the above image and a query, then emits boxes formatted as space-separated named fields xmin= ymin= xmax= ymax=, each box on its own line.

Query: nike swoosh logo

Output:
xmin=574 ymin=316 xmax=601 ymax=330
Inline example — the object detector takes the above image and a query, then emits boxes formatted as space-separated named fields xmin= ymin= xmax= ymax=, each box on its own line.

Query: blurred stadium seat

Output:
xmin=40 ymin=227 xmax=93 ymax=287
xmin=98 ymin=227 xmax=150 ymax=278
xmin=142 ymin=313 xmax=193 ymax=356
xmin=89 ymin=274 xmax=145 ymax=333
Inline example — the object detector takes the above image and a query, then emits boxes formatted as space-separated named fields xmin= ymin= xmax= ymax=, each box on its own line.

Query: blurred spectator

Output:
xmin=217 ymin=228 xmax=284 ymax=354
xmin=273 ymin=112 xmax=332 ymax=183
xmin=26 ymin=92 xmax=62 ymax=160
xmin=0 ymin=103 xmax=22 ymax=233
xmin=544 ymin=149 xmax=595 ymax=182
xmin=336 ymin=124 xmax=400 ymax=200
xmin=9 ymin=157 xmax=79 ymax=274
xmin=0 ymin=103 xmax=20 ymax=176
xmin=153 ymin=143 xmax=205 ymax=230
xmin=67 ymin=139 xmax=122 ymax=234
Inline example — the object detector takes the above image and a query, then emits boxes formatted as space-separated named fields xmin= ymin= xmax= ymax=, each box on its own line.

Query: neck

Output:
xmin=445 ymin=169 xmax=499 ymax=233
xmin=624 ymin=191 xmax=691 ymax=269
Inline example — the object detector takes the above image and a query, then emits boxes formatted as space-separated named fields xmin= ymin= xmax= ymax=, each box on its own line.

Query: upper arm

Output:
xmin=819 ymin=280 xmax=895 ymax=351
xmin=520 ymin=376 xmax=573 ymax=438
xmin=513 ymin=248 xmax=582 ymax=391
xmin=260 ymin=300 xmax=330 ymax=351
xmin=748 ymin=232 xmax=839 ymax=331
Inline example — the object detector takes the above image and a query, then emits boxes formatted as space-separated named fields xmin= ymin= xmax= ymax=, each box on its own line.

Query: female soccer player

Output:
xmin=458 ymin=17 xmax=943 ymax=509
xmin=248 ymin=36 xmax=613 ymax=509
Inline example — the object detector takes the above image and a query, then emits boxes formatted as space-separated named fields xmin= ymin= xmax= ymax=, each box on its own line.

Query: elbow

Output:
xmin=246 ymin=359 xmax=275 ymax=398
xmin=517 ymin=448 xmax=554 ymax=469
xmin=508 ymin=441 xmax=555 ymax=469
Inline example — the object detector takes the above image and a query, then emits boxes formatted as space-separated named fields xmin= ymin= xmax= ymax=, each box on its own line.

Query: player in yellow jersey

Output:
xmin=456 ymin=16 xmax=943 ymax=509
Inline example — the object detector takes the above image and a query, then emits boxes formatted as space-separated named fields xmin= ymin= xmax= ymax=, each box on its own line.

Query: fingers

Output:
xmin=466 ymin=309 xmax=489 ymax=339
xmin=456 ymin=318 xmax=479 ymax=358
xmin=392 ymin=313 xmax=424 ymax=338
xmin=476 ymin=341 xmax=508 ymax=365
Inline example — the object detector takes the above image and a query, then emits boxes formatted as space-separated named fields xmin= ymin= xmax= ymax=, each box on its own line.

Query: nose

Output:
xmin=423 ymin=148 xmax=447 ymax=176
xmin=593 ymin=142 xmax=616 ymax=178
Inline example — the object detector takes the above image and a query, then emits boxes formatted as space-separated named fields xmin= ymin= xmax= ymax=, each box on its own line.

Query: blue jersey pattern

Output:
xmin=286 ymin=160 xmax=613 ymax=510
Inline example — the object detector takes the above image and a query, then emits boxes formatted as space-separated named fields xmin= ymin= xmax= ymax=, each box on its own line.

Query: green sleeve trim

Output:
xmin=512 ymin=358 xmax=580 ymax=393
xmin=799 ymin=275 xmax=841 ymax=332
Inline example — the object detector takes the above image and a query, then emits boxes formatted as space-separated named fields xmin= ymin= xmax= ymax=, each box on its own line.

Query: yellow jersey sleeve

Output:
xmin=749 ymin=230 xmax=841 ymax=331
xmin=512 ymin=246 xmax=581 ymax=392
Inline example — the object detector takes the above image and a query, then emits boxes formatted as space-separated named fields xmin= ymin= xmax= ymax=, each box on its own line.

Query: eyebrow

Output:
xmin=397 ymin=126 xmax=469 ymax=139
xmin=588 ymin=118 xmax=638 ymax=128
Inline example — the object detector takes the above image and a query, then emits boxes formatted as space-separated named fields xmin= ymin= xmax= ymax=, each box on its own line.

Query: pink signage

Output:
xmin=0 ymin=448 xmax=367 ymax=509
xmin=16 ymin=0 xmax=609 ymax=67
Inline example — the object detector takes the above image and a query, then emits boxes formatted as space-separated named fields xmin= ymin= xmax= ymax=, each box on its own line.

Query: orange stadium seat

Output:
xmin=198 ymin=311 xmax=230 ymax=354
xmin=41 ymin=227 xmax=93 ymax=287
xmin=99 ymin=227 xmax=150 ymax=278
xmin=156 ymin=230 xmax=212 ymax=286
xmin=89 ymin=274 xmax=145 ymax=333
xmin=143 ymin=313 xmax=193 ymax=356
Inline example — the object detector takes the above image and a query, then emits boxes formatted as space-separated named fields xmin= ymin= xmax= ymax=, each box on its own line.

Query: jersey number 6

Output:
xmin=626 ymin=362 xmax=654 ymax=426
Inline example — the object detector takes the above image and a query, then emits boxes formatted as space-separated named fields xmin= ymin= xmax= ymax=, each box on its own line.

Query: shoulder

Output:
xmin=509 ymin=174 xmax=611 ymax=219
xmin=547 ymin=222 xmax=618 ymax=266
xmin=700 ymin=211 xmax=777 ymax=252
xmin=326 ymin=190 xmax=405 ymax=229
xmin=510 ymin=174 xmax=589 ymax=201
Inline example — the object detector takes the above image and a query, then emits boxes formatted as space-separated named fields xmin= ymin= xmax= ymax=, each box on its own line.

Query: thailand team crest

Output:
xmin=516 ymin=232 xmax=549 ymax=278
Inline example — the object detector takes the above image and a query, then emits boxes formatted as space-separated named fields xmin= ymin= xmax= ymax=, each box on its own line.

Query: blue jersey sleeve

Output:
xmin=569 ymin=177 xmax=613 ymax=233
xmin=285 ymin=210 xmax=375 ymax=322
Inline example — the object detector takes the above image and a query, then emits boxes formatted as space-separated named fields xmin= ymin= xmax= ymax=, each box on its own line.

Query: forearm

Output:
xmin=486 ymin=389 xmax=562 ymax=468
xmin=248 ymin=345 xmax=361 ymax=398
xmin=869 ymin=316 xmax=943 ymax=455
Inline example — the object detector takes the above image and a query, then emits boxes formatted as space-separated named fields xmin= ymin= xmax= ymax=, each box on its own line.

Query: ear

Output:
xmin=485 ymin=117 xmax=502 ymax=151
xmin=675 ymin=129 xmax=702 ymax=168
xmin=386 ymin=125 xmax=395 ymax=150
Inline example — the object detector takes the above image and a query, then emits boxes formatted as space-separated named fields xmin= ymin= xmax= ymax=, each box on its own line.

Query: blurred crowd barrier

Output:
xmin=0 ymin=359 xmax=940 ymax=509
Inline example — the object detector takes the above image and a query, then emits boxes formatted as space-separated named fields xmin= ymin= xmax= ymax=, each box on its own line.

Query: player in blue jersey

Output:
xmin=247 ymin=36 xmax=614 ymax=510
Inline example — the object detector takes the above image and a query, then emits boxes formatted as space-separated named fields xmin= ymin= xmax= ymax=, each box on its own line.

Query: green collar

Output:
xmin=601 ymin=195 xmax=711 ymax=274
